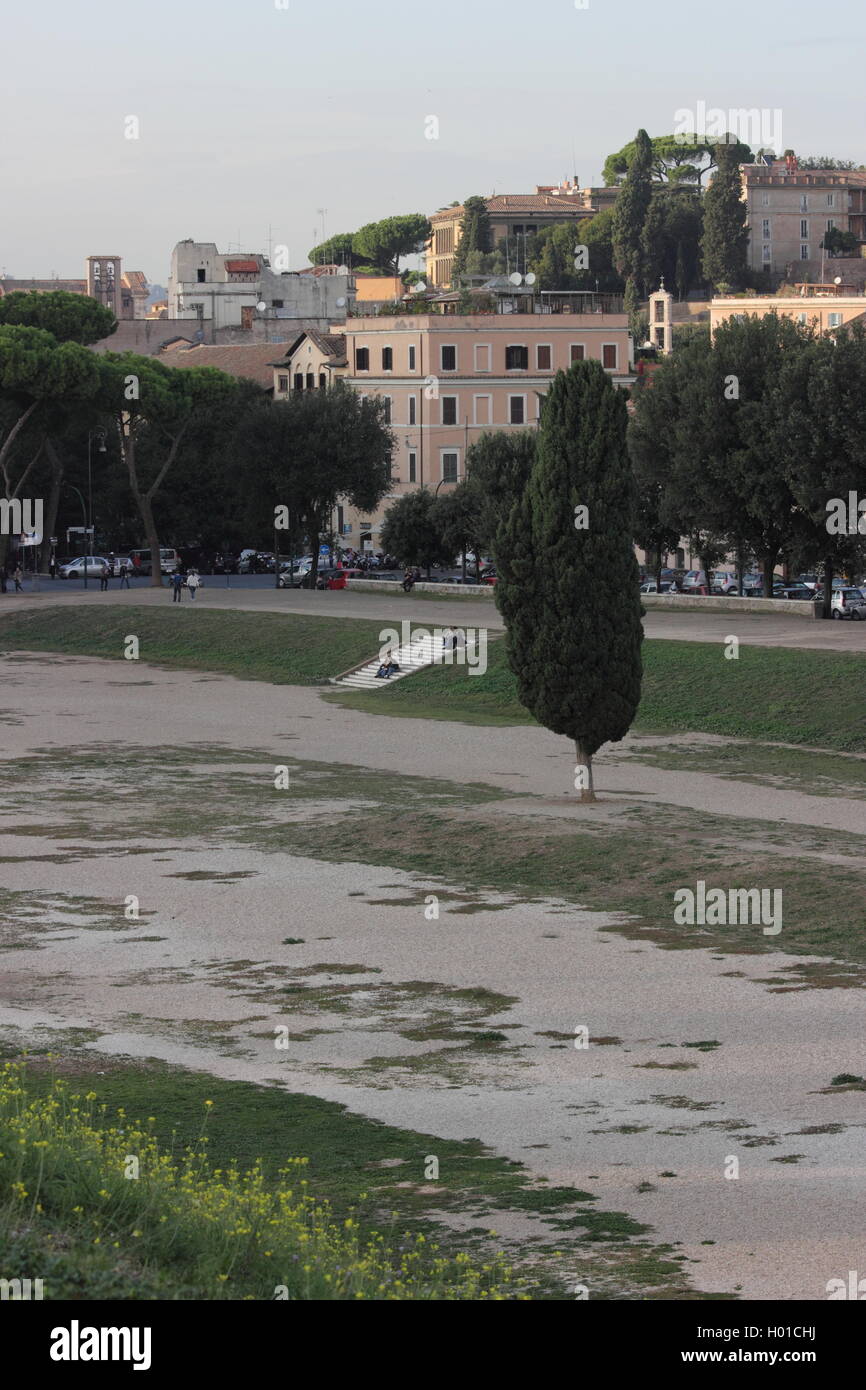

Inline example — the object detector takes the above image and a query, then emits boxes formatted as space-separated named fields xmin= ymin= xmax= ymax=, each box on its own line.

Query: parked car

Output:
xmin=210 ymin=553 xmax=239 ymax=575
xmin=831 ymin=587 xmax=866 ymax=619
xmin=58 ymin=555 xmax=111 ymax=579
xmin=639 ymin=580 xmax=674 ymax=594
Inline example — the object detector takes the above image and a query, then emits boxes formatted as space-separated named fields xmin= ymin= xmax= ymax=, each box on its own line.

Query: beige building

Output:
xmin=427 ymin=181 xmax=617 ymax=287
xmin=273 ymin=307 xmax=633 ymax=548
xmin=710 ymin=284 xmax=866 ymax=336
xmin=741 ymin=157 xmax=866 ymax=278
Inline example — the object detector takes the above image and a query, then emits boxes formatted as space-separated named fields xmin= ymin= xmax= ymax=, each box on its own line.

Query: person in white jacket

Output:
xmin=186 ymin=569 xmax=202 ymax=600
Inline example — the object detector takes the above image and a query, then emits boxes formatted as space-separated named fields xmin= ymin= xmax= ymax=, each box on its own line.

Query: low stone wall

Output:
xmin=346 ymin=579 xmax=492 ymax=597
xmin=641 ymin=594 xmax=815 ymax=617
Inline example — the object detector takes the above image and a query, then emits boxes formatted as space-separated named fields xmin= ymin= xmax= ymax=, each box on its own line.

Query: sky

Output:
xmin=3 ymin=0 xmax=865 ymax=286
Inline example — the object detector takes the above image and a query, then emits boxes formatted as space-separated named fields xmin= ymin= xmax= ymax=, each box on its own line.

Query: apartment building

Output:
xmin=273 ymin=308 xmax=633 ymax=548
xmin=711 ymin=284 xmax=866 ymax=336
xmin=741 ymin=157 xmax=866 ymax=277
xmin=168 ymin=241 xmax=354 ymax=330
xmin=427 ymin=181 xmax=618 ymax=288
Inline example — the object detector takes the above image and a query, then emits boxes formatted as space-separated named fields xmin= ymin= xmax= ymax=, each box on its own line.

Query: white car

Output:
xmin=58 ymin=556 xmax=111 ymax=579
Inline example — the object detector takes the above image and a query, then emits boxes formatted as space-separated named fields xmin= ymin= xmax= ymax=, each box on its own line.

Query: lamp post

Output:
xmin=85 ymin=430 xmax=107 ymax=588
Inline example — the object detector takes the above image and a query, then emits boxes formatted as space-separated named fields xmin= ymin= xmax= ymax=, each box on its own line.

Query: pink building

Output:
xmin=274 ymin=310 xmax=633 ymax=548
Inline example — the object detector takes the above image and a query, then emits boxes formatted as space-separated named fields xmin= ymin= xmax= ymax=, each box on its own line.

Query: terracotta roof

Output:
xmin=157 ymin=342 xmax=277 ymax=387
xmin=121 ymin=270 xmax=149 ymax=294
xmin=487 ymin=193 xmax=591 ymax=214
xmin=224 ymin=258 xmax=260 ymax=273
xmin=276 ymin=329 xmax=347 ymax=367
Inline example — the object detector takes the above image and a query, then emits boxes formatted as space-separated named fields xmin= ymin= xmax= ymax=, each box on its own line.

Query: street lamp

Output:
xmin=85 ymin=430 xmax=107 ymax=588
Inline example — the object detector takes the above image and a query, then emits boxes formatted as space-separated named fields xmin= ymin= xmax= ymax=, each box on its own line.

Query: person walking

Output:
xmin=171 ymin=569 xmax=184 ymax=603
xmin=119 ymin=561 xmax=131 ymax=589
xmin=100 ymin=562 xmax=110 ymax=592
xmin=186 ymin=568 xmax=201 ymax=601
xmin=13 ymin=564 xmax=24 ymax=592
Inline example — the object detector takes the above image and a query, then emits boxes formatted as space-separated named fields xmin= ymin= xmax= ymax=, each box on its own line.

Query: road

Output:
xmin=5 ymin=574 xmax=866 ymax=652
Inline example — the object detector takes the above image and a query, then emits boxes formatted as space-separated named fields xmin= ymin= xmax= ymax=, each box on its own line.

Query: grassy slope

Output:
xmin=3 ymin=606 xmax=866 ymax=750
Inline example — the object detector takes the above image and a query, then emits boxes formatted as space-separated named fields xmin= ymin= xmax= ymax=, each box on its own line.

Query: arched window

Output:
xmin=306 ymin=373 xmax=315 ymax=390
xmin=294 ymin=374 xmax=304 ymax=391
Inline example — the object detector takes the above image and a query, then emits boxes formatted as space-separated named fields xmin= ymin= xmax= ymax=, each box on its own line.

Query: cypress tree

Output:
xmin=612 ymin=129 xmax=654 ymax=291
xmin=452 ymin=196 xmax=492 ymax=282
xmin=495 ymin=360 xmax=643 ymax=802
xmin=700 ymin=137 xmax=749 ymax=289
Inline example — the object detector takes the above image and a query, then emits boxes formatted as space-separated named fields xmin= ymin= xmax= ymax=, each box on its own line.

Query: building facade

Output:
xmin=273 ymin=308 xmax=633 ymax=548
xmin=710 ymin=286 xmax=866 ymax=336
xmin=168 ymin=241 xmax=355 ymax=330
xmin=427 ymin=181 xmax=618 ymax=288
xmin=741 ymin=158 xmax=866 ymax=277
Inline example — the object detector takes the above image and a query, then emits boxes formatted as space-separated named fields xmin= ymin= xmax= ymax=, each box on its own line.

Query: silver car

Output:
xmin=830 ymin=587 xmax=866 ymax=620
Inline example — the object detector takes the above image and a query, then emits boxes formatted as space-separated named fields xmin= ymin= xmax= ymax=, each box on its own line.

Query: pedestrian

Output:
xmin=171 ymin=569 xmax=184 ymax=603
xmin=0 ymin=563 xmax=7 ymax=594
xmin=186 ymin=568 xmax=201 ymax=600
xmin=13 ymin=564 xmax=23 ymax=592
xmin=100 ymin=562 xmax=110 ymax=592
xmin=49 ymin=556 xmax=56 ymax=580
xmin=119 ymin=561 xmax=131 ymax=589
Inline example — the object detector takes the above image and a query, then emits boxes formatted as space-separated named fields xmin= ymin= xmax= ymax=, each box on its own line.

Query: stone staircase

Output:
xmin=332 ymin=633 xmax=446 ymax=691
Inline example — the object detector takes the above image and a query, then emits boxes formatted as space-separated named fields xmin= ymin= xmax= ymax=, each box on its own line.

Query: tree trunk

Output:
xmin=40 ymin=438 xmax=64 ymax=573
xmin=574 ymin=740 xmax=597 ymax=804
xmin=762 ymin=550 xmax=778 ymax=602
xmin=308 ymin=518 xmax=321 ymax=588
xmin=138 ymin=492 xmax=163 ymax=587
xmin=822 ymin=555 xmax=834 ymax=619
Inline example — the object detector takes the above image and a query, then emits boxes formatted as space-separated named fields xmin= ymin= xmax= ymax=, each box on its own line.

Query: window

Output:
xmin=408 ymin=345 xmax=416 ymax=371
xmin=294 ymin=373 xmax=304 ymax=391
xmin=762 ymin=244 xmax=772 ymax=263
xmin=536 ymin=344 xmax=552 ymax=370
xmin=505 ymin=345 xmax=528 ymax=370
xmin=272 ymin=299 xmax=284 ymax=309
xmin=355 ymin=347 xmax=369 ymax=371
xmin=319 ymin=373 xmax=326 ymax=389
xmin=762 ymin=219 xmax=770 ymax=238
xmin=570 ymin=344 xmax=585 ymax=363
xmin=382 ymin=346 xmax=393 ymax=371
xmin=278 ymin=374 xmax=289 ymax=392
xmin=509 ymin=396 xmax=526 ymax=425
xmin=441 ymin=344 xmax=457 ymax=371
xmin=800 ymin=194 xmax=809 ymax=212
xmin=800 ymin=219 xmax=809 ymax=239
xmin=828 ymin=312 xmax=843 ymax=327
xmin=442 ymin=396 xmax=458 ymax=425
xmin=761 ymin=192 xmax=769 ymax=207
xmin=306 ymin=373 xmax=314 ymax=390
xmin=800 ymin=244 xmax=810 ymax=260
xmin=654 ymin=327 xmax=665 ymax=348
xmin=441 ymin=452 xmax=459 ymax=483
xmin=197 ymin=268 xmax=206 ymax=282
xmin=827 ymin=219 xmax=836 ymax=232
xmin=408 ymin=451 xmax=417 ymax=483
xmin=408 ymin=395 xmax=417 ymax=425
xmin=602 ymin=343 xmax=618 ymax=370
xmin=654 ymin=300 xmax=665 ymax=323
xmin=473 ymin=395 xmax=491 ymax=426
xmin=797 ymin=312 xmax=808 ymax=325
xmin=381 ymin=397 xmax=392 ymax=424
xmin=827 ymin=193 xmax=836 ymax=208
xmin=474 ymin=344 xmax=491 ymax=372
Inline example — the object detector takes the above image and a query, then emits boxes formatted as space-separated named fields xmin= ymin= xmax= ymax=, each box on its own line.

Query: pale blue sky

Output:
xmin=3 ymin=0 xmax=864 ymax=284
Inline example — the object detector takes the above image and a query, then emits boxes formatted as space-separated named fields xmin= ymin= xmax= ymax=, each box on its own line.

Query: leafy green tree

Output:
xmin=96 ymin=355 xmax=238 ymax=584
xmin=353 ymin=215 xmax=432 ymax=276
xmin=0 ymin=324 xmax=100 ymax=567
xmin=700 ymin=138 xmax=749 ymax=289
xmin=465 ymin=431 xmax=536 ymax=551
xmin=0 ymin=290 xmax=116 ymax=345
xmin=307 ymin=232 xmax=375 ymax=269
xmin=820 ymin=227 xmax=859 ymax=257
xmin=431 ymin=481 xmax=486 ymax=580
xmin=604 ymin=133 xmax=748 ymax=190
xmin=775 ymin=324 xmax=866 ymax=614
xmin=451 ymin=197 xmax=493 ymax=283
xmin=234 ymin=383 xmax=393 ymax=586
xmin=495 ymin=361 xmax=643 ymax=802
xmin=380 ymin=489 xmax=452 ymax=573
xmin=531 ymin=210 xmax=621 ymax=292
xmin=612 ymin=130 xmax=654 ymax=291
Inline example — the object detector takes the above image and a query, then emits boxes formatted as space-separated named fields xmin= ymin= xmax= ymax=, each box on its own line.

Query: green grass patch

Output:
xmin=0 ymin=606 xmax=390 ymax=686
xmin=329 ymin=638 xmax=866 ymax=753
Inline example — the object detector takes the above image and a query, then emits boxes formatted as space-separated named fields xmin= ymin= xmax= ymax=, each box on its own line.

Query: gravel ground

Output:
xmin=1 ymin=652 xmax=865 ymax=1300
